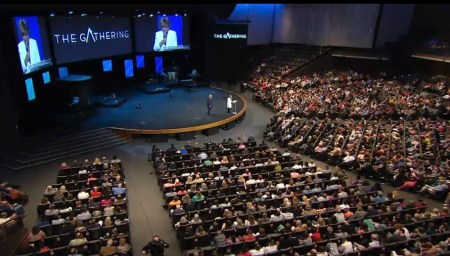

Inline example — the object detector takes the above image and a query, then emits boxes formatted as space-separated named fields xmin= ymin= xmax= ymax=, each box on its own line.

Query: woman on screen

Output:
xmin=153 ymin=17 xmax=178 ymax=51
xmin=18 ymin=19 xmax=41 ymax=74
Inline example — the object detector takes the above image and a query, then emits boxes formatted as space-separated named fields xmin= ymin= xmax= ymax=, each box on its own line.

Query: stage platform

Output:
xmin=78 ymin=86 xmax=246 ymax=139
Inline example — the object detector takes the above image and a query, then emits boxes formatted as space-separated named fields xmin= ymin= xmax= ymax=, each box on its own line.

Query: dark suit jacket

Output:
xmin=207 ymin=96 xmax=213 ymax=108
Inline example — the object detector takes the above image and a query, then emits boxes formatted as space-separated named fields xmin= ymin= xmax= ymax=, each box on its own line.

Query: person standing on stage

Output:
xmin=207 ymin=93 xmax=213 ymax=115
xmin=227 ymin=95 xmax=233 ymax=114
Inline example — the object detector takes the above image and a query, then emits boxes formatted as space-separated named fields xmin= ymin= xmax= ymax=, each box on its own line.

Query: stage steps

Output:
xmin=0 ymin=128 xmax=130 ymax=171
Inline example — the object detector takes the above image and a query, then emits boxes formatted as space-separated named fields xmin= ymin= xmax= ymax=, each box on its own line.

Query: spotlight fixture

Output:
xmin=99 ymin=11 xmax=103 ymax=15
xmin=175 ymin=13 xmax=178 ymax=16
xmin=184 ymin=13 xmax=187 ymax=16
xmin=163 ymin=14 xmax=166 ymax=17
xmin=49 ymin=13 xmax=55 ymax=17
xmin=68 ymin=11 xmax=73 ymax=15
xmin=149 ymin=14 xmax=153 ymax=17
xmin=138 ymin=14 xmax=141 ymax=17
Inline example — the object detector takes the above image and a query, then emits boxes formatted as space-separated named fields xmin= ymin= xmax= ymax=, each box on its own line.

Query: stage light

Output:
xmin=138 ymin=14 xmax=141 ymax=17
xmin=142 ymin=13 xmax=145 ymax=16
xmin=184 ymin=13 xmax=187 ymax=16
xmin=163 ymin=14 xmax=166 ymax=17
xmin=175 ymin=13 xmax=178 ymax=16
xmin=99 ymin=11 xmax=103 ymax=15
xmin=68 ymin=11 xmax=73 ymax=15
xmin=149 ymin=14 xmax=153 ymax=17
xmin=157 ymin=11 xmax=160 ymax=14
xmin=49 ymin=13 xmax=55 ymax=17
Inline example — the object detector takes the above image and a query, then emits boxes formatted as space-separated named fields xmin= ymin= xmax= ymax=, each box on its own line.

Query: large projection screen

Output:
xmin=49 ymin=16 xmax=132 ymax=64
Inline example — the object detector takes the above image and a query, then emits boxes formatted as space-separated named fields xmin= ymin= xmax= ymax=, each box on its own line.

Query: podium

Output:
xmin=232 ymin=100 xmax=238 ymax=114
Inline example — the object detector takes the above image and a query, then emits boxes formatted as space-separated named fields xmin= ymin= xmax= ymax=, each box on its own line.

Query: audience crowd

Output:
xmin=152 ymin=138 xmax=450 ymax=256
xmin=16 ymin=155 xmax=132 ymax=256
xmin=0 ymin=181 xmax=29 ymax=244
xmin=249 ymin=70 xmax=449 ymax=204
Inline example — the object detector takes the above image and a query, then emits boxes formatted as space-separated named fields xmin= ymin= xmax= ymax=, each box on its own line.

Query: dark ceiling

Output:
xmin=0 ymin=4 xmax=237 ymax=19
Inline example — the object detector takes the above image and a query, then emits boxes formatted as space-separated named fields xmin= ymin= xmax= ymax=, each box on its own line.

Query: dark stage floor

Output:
xmin=81 ymin=86 xmax=244 ymax=131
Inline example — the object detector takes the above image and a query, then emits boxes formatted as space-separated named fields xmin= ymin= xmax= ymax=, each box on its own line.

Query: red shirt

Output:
xmin=243 ymin=234 xmax=255 ymax=242
xmin=311 ymin=231 xmax=321 ymax=242
xmin=90 ymin=191 xmax=102 ymax=198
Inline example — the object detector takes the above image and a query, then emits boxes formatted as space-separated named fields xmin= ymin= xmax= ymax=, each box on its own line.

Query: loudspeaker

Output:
xmin=202 ymin=127 xmax=219 ymax=136
xmin=176 ymin=132 xmax=196 ymax=141
xmin=148 ymin=134 xmax=168 ymax=142
xmin=222 ymin=121 xmax=236 ymax=130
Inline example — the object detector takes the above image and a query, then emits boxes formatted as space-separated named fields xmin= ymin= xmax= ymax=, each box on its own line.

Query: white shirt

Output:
xmin=77 ymin=191 xmax=89 ymax=200
xmin=246 ymin=179 xmax=256 ymax=185
xmin=264 ymin=245 xmax=278 ymax=254
xmin=369 ymin=240 xmax=380 ymax=248
xmin=227 ymin=97 xmax=232 ymax=108
xmin=343 ymin=155 xmax=356 ymax=163
xmin=153 ymin=30 xmax=178 ymax=51
xmin=339 ymin=241 xmax=354 ymax=253
xmin=18 ymin=38 xmax=41 ymax=74
xmin=250 ymin=248 xmax=265 ymax=256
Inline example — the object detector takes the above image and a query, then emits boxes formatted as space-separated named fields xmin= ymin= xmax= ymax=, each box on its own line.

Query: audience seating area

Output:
xmin=152 ymin=139 xmax=450 ymax=256
xmin=16 ymin=156 xmax=132 ymax=256
xmin=0 ymin=181 xmax=28 ymax=254
xmin=248 ymin=45 xmax=326 ymax=91
xmin=250 ymin=70 xmax=449 ymax=203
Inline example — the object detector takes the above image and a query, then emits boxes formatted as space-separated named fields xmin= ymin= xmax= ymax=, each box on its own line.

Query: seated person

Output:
xmin=99 ymin=239 xmax=117 ymax=256
xmin=69 ymin=232 xmax=87 ymax=247
xmin=112 ymin=183 xmax=126 ymax=195
xmin=419 ymin=178 xmax=448 ymax=195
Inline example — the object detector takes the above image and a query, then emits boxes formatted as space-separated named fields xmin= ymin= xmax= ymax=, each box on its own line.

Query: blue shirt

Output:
xmin=112 ymin=187 xmax=126 ymax=195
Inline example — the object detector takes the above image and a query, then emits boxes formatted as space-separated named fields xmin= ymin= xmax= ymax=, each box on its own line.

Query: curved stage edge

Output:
xmin=109 ymin=89 xmax=247 ymax=139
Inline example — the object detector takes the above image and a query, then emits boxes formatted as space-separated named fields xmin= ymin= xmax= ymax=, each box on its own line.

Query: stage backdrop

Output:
xmin=49 ymin=16 xmax=132 ymax=64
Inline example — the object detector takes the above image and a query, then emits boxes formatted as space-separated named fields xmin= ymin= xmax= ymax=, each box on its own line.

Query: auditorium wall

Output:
xmin=375 ymin=4 xmax=415 ymax=48
xmin=230 ymin=4 xmax=416 ymax=49
xmin=272 ymin=4 xmax=380 ymax=48
xmin=228 ymin=4 xmax=276 ymax=46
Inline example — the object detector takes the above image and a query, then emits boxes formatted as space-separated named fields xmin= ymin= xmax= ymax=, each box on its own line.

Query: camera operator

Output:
xmin=141 ymin=235 xmax=169 ymax=256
